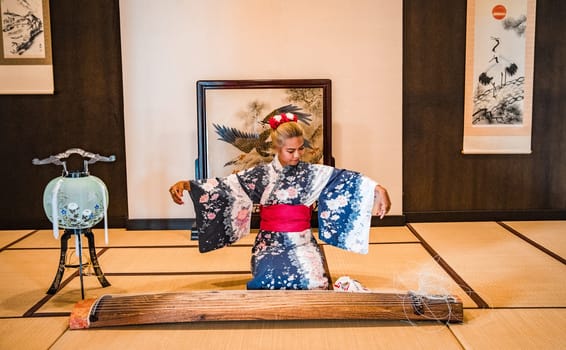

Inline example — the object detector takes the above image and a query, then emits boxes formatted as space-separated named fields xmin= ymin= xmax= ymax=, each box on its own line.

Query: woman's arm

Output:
xmin=169 ymin=180 xmax=191 ymax=205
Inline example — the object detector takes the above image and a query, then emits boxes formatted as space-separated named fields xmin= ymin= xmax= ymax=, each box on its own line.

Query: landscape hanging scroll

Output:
xmin=463 ymin=0 xmax=536 ymax=154
xmin=0 ymin=0 xmax=53 ymax=94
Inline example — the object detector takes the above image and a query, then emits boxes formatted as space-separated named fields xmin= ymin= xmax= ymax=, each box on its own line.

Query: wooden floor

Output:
xmin=0 ymin=221 xmax=564 ymax=349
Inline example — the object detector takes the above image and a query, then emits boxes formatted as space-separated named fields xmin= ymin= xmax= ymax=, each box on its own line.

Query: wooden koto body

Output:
xmin=69 ymin=290 xmax=463 ymax=329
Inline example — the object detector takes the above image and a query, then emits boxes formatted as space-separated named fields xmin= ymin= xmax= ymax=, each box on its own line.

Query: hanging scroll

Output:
xmin=0 ymin=0 xmax=53 ymax=94
xmin=463 ymin=0 xmax=536 ymax=154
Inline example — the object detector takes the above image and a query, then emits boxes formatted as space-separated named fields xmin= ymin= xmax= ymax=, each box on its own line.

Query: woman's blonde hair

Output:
xmin=270 ymin=121 xmax=304 ymax=149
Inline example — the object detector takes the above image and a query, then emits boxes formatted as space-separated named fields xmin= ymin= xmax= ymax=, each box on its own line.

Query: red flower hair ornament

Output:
xmin=268 ymin=113 xmax=298 ymax=130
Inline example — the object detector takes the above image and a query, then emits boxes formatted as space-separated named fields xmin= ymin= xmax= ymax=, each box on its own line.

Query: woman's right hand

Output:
xmin=169 ymin=180 xmax=190 ymax=205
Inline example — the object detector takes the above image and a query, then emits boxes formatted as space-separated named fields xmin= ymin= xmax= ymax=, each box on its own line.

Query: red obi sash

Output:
xmin=259 ymin=204 xmax=311 ymax=232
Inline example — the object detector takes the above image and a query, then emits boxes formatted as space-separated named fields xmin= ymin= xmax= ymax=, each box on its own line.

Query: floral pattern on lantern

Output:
xmin=43 ymin=173 xmax=109 ymax=240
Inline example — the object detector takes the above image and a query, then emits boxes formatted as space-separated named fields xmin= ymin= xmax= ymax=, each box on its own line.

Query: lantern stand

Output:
xmin=33 ymin=148 xmax=115 ymax=299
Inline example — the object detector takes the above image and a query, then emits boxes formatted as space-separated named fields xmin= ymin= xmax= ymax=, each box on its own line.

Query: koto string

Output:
xmin=394 ymin=261 xmax=460 ymax=325
xmin=401 ymin=293 xmax=457 ymax=325
xmin=88 ymin=293 xmax=454 ymax=315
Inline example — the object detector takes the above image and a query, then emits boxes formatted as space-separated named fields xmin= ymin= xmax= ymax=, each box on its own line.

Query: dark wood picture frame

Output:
xmin=195 ymin=79 xmax=333 ymax=179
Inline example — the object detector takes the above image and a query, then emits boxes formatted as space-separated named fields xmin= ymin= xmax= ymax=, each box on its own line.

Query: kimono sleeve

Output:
xmin=189 ymin=174 xmax=253 ymax=253
xmin=317 ymin=169 xmax=377 ymax=254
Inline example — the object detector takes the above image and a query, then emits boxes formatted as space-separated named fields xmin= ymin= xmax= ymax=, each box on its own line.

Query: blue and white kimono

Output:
xmin=189 ymin=156 xmax=377 ymax=290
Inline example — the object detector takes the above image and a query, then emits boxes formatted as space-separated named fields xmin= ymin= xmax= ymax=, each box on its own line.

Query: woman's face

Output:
xmin=276 ymin=136 xmax=305 ymax=167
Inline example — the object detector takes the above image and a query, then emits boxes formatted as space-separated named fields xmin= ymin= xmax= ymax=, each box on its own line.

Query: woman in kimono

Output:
xmin=169 ymin=112 xmax=391 ymax=290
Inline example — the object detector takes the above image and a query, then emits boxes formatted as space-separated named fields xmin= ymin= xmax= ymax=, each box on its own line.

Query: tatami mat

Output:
xmin=449 ymin=308 xmax=566 ymax=349
xmin=367 ymin=226 xmax=420 ymax=243
xmin=99 ymin=246 xmax=252 ymax=273
xmin=1 ymin=221 xmax=565 ymax=349
xmin=10 ymin=229 xmax=196 ymax=249
xmin=112 ymin=229 xmax=196 ymax=246
xmin=502 ymin=220 xmax=566 ymax=258
xmin=0 ymin=317 xmax=68 ymax=350
xmin=51 ymin=320 xmax=463 ymax=350
xmin=9 ymin=229 xmax=97 ymax=249
xmin=323 ymin=243 xmax=476 ymax=307
xmin=410 ymin=222 xmax=566 ymax=307
xmin=5 ymin=226 xmax=417 ymax=250
xmin=0 ymin=249 xmax=74 ymax=317
xmin=39 ymin=274 xmax=251 ymax=313
xmin=0 ymin=230 xmax=35 ymax=249
xmin=317 ymin=226 xmax=419 ymax=244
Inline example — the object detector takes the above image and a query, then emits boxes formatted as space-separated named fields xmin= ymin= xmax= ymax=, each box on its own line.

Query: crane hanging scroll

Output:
xmin=69 ymin=290 xmax=463 ymax=329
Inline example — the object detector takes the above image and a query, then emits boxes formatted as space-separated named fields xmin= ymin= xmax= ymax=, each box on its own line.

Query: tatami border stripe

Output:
xmin=497 ymin=222 xmax=566 ymax=265
xmin=406 ymin=223 xmax=490 ymax=309
xmin=22 ymin=247 xmax=111 ymax=317
xmin=0 ymin=230 xmax=39 ymax=252
xmin=22 ymin=293 xmax=59 ymax=317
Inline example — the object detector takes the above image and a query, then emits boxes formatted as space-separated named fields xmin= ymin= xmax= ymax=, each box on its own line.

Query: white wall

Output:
xmin=119 ymin=0 xmax=402 ymax=219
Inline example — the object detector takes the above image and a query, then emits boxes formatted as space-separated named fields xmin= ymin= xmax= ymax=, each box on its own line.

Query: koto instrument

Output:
xmin=70 ymin=290 xmax=463 ymax=329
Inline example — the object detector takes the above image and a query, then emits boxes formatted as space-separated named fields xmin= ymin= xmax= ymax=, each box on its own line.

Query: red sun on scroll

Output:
xmin=492 ymin=4 xmax=507 ymax=20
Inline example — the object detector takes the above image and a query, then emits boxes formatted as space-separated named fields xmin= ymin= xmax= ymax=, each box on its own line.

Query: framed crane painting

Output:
xmin=195 ymin=79 xmax=333 ymax=179
xmin=462 ymin=0 xmax=536 ymax=154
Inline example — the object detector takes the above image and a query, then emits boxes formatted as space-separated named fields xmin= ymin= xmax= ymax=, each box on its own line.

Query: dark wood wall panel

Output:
xmin=0 ymin=0 xmax=127 ymax=229
xmin=1 ymin=1 xmax=564 ymax=229
xmin=403 ymin=0 xmax=566 ymax=220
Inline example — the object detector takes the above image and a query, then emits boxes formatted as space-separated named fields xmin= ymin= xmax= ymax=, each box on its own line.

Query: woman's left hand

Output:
xmin=374 ymin=184 xmax=391 ymax=219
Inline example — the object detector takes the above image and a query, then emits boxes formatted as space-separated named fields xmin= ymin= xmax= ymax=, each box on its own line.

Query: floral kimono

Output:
xmin=189 ymin=156 xmax=377 ymax=290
